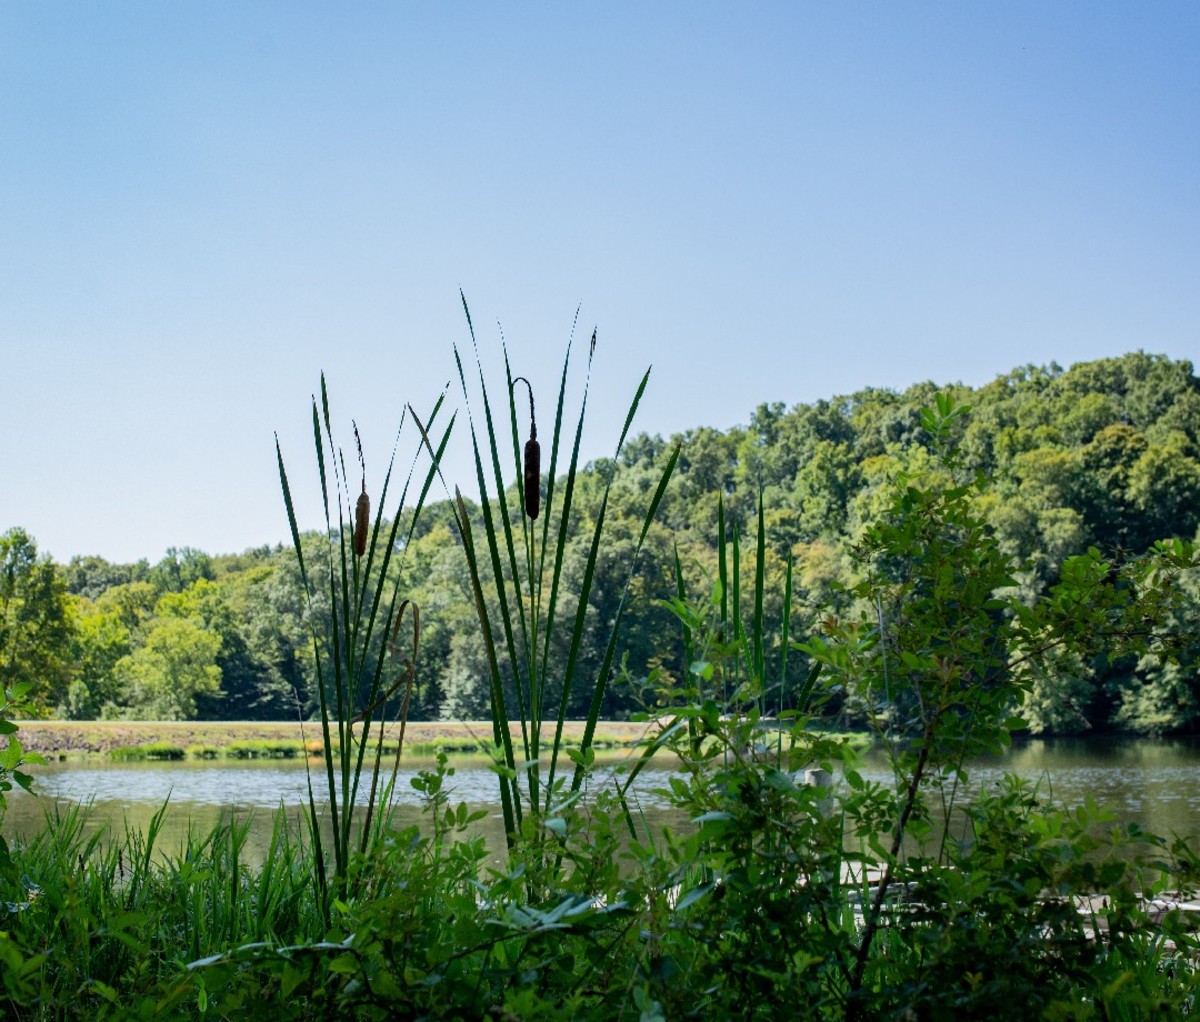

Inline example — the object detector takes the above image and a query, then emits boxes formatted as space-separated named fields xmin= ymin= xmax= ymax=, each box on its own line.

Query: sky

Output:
xmin=2 ymin=3 xmax=1197 ymax=566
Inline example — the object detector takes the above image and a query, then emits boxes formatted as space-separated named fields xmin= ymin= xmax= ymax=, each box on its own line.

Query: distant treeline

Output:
xmin=3 ymin=351 xmax=1198 ymax=734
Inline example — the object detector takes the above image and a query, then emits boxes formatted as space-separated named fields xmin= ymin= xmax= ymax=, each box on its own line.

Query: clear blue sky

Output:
xmin=2 ymin=3 xmax=1197 ymax=565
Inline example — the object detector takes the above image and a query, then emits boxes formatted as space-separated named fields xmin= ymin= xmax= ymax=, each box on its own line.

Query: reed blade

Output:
xmin=753 ymin=491 xmax=766 ymax=698
xmin=565 ymin=442 xmax=680 ymax=800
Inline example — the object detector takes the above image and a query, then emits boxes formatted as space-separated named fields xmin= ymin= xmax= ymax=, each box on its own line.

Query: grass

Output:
xmin=109 ymin=742 xmax=187 ymax=761
xmin=1 ymin=800 xmax=324 ymax=1016
xmin=223 ymin=739 xmax=308 ymax=759
xmin=276 ymin=374 xmax=450 ymax=912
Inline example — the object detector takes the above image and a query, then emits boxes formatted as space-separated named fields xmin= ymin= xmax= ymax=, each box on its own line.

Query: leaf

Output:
xmin=327 ymin=953 xmax=358 ymax=975
xmin=0 ymin=738 xmax=24 ymax=770
xmin=673 ymin=883 xmax=714 ymax=912
xmin=89 ymin=980 xmax=121 ymax=1005
xmin=692 ymin=811 xmax=733 ymax=825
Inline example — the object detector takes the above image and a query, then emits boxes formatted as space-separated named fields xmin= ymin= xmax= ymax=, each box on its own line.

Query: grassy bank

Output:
xmin=11 ymin=719 xmax=657 ymax=759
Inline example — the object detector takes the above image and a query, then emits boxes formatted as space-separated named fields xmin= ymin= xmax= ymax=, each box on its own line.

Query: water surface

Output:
xmin=6 ymin=736 xmax=1198 ymax=862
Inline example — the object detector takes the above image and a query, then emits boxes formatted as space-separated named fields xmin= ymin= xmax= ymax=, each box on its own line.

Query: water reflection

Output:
xmin=854 ymin=736 xmax=1200 ymax=843
xmin=6 ymin=737 xmax=1199 ymax=864
xmin=3 ymin=755 xmax=691 ymax=866
xmin=13 ymin=756 xmax=522 ymax=810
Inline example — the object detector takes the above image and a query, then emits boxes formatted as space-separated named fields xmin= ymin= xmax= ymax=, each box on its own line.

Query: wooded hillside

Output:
xmin=4 ymin=351 xmax=1197 ymax=733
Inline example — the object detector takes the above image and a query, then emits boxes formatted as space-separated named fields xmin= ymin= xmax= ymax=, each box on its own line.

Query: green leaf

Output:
xmin=327 ymin=953 xmax=358 ymax=975
xmin=673 ymin=883 xmax=713 ymax=912
xmin=0 ymin=738 xmax=24 ymax=770
xmin=692 ymin=811 xmax=733 ymax=824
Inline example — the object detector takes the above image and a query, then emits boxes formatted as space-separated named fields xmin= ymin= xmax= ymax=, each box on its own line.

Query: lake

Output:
xmin=2 ymin=750 xmax=691 ymax=863
xmin=5 ymin=736 xmax=1199 ymax=864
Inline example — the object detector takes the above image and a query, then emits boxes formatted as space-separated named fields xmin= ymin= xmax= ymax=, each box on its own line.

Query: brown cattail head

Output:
xmin=524 ymin=435 xmax=540 ymax=520
xmin=513 ymin=376 xmax=539 ymax=520
xmin=354 ymin=489 xmax=370 ymax=557
xmin=352 ymin=420 xmax=369 ymax=556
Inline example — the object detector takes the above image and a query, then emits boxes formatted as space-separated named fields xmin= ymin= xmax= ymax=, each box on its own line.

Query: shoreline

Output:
xmin=8 ymin=719 xmax=658 ymax=758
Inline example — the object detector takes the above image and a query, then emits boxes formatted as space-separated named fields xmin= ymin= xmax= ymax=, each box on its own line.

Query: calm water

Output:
xmin=962 ymin=737 xmax=1200 ymax=841
xmin=2 ymin=752 xmax=689 ymax=863
xmin=5 ymin=737 xmax=1199 ymax=862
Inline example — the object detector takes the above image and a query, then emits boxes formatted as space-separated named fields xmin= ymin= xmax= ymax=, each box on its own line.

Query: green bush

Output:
xmin=224 ymin=739 xmax=306 ymax=759
xmin=109 ymin=742 xmax=187 ymax=761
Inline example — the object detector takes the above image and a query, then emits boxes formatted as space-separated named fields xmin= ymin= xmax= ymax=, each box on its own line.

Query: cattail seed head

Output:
xmin=354 ymin=490 xmax=370 ymax=557
xmin=524 ymin=436 xmax=541 ymax=520
xmin=513 ymin=375 xmax=539 ymax=520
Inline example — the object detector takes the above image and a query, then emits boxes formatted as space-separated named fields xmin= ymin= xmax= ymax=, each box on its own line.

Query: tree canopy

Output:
xmin=4 ymin=351 xmax=1198 ymax=733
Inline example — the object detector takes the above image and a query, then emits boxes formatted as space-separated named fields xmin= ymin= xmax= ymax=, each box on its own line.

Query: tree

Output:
xmin=438 ymin=629 xmax=492 ymax=721
xmin=156 ymin=577 xmax=296 ymax=720
xmin=1126 ymin=436 xmax=1200 ymax=549
xmin=62 ymin=607 xmax=131 ymax=719
xmin=792 ymin=439 xmax=858 ymax=541
xmin=0 ymin=528 xmax=75 ymax=714
xmin=148 ymin=547 xmax=215 ymax=595
xmin=111 ymin=617 xmax=222 ymax=719
xmin=62 ymin=555 xmax=148 ymax=600
xmin=93 ymin=581 xmax=158 ymax=636
xmin=1110 ymin=553 xmax=1200 ymax=733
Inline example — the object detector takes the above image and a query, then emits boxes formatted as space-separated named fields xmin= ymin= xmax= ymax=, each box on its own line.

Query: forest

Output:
xmin=3 ymin=350 xmax=1199 ymax=735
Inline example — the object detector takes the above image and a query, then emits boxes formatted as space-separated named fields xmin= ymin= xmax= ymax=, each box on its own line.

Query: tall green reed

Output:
xmin=276 ymin=375 xmax=452 ymax=912
xmin=432 ymin=296 xmax=677 ymax=846
xmin=617 ymin=492 xmax=820 ymax=831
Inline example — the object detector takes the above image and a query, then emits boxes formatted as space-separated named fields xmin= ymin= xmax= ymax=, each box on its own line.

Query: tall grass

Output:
xmin=434 ymin=296 xmax=677 ymax=844
xmin=276 ymin=375 xmax=453 ymax=912
xmin=1 ymin=800 xmax=323 ymax=1015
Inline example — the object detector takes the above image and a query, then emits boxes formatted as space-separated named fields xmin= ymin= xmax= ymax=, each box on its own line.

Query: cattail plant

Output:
xmin=276 ymin=377 xmax=453 ymax=918
xmin=419 ymin=295 xmax=677 ymax=849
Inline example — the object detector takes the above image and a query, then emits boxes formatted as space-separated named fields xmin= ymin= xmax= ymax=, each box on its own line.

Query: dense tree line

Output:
xmin=2 ymin=351 xmax=1197 ymax=733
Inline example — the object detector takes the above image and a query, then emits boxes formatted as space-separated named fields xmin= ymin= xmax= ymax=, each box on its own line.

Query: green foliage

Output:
xmin=109 ymin=742 xmax=188 ymax=761
xmin=148 ymin=546 xmax=216 ymax=596
xmin=0 ymin=680 xmax=46 ymax=882
xmin=111 ymin=617 xmax=223 ymax=720
xmin=63 ymin=607 xmax=132 ymax=719
xmin=0 ymin=528 xmax=75 ymax=714
xmin=3 ymin=393 xmax=1199 ymax=1018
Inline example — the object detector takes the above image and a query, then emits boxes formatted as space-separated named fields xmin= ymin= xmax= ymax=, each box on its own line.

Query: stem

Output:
xmin=845 ymin=720 xmax=935 ymax=1018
